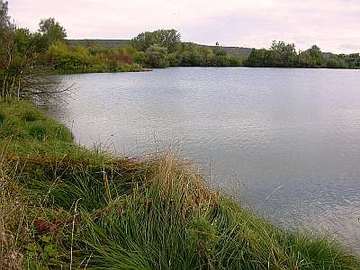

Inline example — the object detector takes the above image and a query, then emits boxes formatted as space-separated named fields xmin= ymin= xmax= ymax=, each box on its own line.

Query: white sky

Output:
xmin=9 ymin=0 xmax=360 ymax=53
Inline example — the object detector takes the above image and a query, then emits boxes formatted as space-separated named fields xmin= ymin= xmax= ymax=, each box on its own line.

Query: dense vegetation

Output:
xmin=1 ymin=100 xmax=359 ymax=269
xmin=0 ymin=1 xmax=53 ymax=100
xmin=244 ymin=41 xmax=360 ymax=69
xmin=47 ymin=42 xmax=142 ymax=73
xmin=130 ymin=29 xmax=242 ymax=68
xmin=53 ymin=29 xmax=243 ymax=71
xmin=0 ymin=2 xmax=141 ymax=77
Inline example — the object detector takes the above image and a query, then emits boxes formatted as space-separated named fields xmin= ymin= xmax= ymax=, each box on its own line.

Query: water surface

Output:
xmin=50 ymin=67 xmax=360 ymax=252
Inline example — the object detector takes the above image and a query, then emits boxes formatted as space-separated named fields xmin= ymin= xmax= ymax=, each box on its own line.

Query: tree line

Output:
xmin=46 ymin=29 xmax=242 ymax=71
xmin=244 ymin=41 xmax=360 ymax=69
xmin=130 ymin=29 xmax=241 ymax=68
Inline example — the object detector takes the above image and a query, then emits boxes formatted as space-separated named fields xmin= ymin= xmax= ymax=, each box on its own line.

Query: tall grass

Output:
xmin=0 ymin=100 xmax=359 ymax=269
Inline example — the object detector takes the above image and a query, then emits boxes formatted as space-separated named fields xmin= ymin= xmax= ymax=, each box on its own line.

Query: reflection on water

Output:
xmin=49 ymin=67 xmax=360 ymax=253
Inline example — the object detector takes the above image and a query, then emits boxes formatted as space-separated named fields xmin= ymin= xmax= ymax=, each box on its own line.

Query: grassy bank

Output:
xmin=0 ymin=101 xmax=359 ymax=269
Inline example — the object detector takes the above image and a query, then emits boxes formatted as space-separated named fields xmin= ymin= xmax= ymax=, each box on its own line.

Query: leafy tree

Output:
xmin=133 ymin=51 xmax=146 ymax=65
xmin=244 ymin=49 xmax=270 ymax=67
xmin=298 ymin=45 xmax=325 ymax=67
xmin=178 ymin=45 xmax=202 ymax=66
xmin=269 ymin=41 xmax=297 ymax=67
xmin=0 ymin=0 xmax=10 ymax=30
xmin=344 ymin=53 xmax=360 ymax=68
xmin=145 ymin=45 xmax=169 ymax=68
xmin=243 ymin=41 xmax=360 ymax=69
xmin=307 ymin=45 xmax=323 ymax=66
xmin=167 ymin=52 xmax=180 ymax=66
xmin=131 ymin=29 xmax=243 ymax=68
xmin=132 ymin=29 xmax=181 ymax=53
xmin=0 ymin=0 xmax=15 ymax=97
xmin=0 ymin=5 xmax=61 ymax=100
xmin=0 ymin=0 xmax=13 ymax=51
xmin=39 ymin=18 xmax=66 ymax=47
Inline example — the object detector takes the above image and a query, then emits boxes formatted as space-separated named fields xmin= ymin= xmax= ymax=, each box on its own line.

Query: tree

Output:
xmin=132 ymin=29 xmax=181 ymax=53
xmin=269 ymin=41 xmax=297 ymax=67
xmin=145 ymin=45 xmax=169 ymax=68
xmin=307 ymin=45 xmax=323 ymax=66
xmin=0 ymin=0 xmax=10 ymax=30
xmin=0 ymin=0 xmax=13 ymax=54
xmin=0 ymin=4 xmax=66 ymax=100
xmin=244 ymin=41 xmax=331 ymax=68
xmin=244 ymin=49 xmax=270 ymax=67
xmin=39 ymin=18 xmax=66 ymax=46
xmin=0 ymin=0 xmax=15 ymax=96
xmin=298 ymin=45 xmax=324 ymax=67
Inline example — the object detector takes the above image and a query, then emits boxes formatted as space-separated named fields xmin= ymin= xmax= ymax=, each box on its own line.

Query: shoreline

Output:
xmin=0 ymin=100 xmax=359 ymax=269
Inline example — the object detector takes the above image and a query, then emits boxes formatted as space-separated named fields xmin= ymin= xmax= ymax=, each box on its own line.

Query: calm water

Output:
xmin=50 ymin=67 xmax=360 ymax=252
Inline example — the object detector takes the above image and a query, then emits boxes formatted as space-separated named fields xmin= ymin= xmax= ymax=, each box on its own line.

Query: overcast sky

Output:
xmin=9 ymin=0 xmax=360 ymax=53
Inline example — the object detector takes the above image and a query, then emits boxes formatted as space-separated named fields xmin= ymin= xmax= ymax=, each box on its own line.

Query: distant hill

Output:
xmin=67 ymin=39 xmax=130 ymax=48
xmin=66 ymin=39 xmax=253 ymax=59
xmin=195 ymin=44 xmax=252 ymax=59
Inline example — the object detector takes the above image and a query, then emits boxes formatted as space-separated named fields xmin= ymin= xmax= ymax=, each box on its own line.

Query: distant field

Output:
xmin=66 ymin=39 xmax=253 ymax=58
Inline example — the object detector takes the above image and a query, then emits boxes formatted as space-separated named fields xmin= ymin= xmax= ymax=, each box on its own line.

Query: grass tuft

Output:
xmin=21 ymin=110 xmax=40 ymax=122
xmin=28 ymin=122 xmax=47 ymax=140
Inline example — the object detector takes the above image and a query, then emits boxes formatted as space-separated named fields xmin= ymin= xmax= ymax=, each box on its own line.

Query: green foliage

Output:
xmin=133 ymin=50 xmax=146 ymax=65
xmin=145 ymin=45 xmax=169 ymax=68
xmin=138 ymin=42 xmax=242 ymax=68
xmin=270 ymin=41 xmax=298 ymax=67
xmin=39 ymin=17 xmax=66 ymax=47
xmin=47 ymin=41 xmax=142 ymax=73
xmin=177 ymin=43 xmax=241 ymax=67
xmin=131 ymin=30 xmax=242 ymax=68
xmin=25 ymin=235 xmax=61 ymax=268
xmin=0 ymin=7 xmax=59 ymax=100
xmin=132 ymin=29 xmax=181 ymax=52
xmin=0 ymin=0 xmax=10 ymax=30
xmin=245 ymin=41 xmax=360 ymax=69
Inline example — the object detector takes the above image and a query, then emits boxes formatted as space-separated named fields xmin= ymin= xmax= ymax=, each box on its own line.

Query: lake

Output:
xmin=50 ymin=67 xmax=360 ymax=252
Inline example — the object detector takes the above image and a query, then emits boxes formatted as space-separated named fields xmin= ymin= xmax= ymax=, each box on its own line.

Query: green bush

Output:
xmin=47 ymin=42 xmax=141 ymax=73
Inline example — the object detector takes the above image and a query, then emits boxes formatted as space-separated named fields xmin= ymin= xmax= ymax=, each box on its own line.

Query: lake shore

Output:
xmin=1 ymin=100 xmax=359 ymax=269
